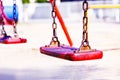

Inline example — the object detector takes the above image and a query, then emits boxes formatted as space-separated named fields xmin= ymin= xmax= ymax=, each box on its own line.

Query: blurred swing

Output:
xmin=0 ymin=0 xmax=27 ymax=44
xmin=40 ymin=0 xmax=103 ymax=61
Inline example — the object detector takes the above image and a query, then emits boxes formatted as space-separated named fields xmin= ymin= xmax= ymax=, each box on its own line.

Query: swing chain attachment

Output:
xmin=80 ymin=0 xmax=91 ymax=50
xmin=50 ymin=0 xmax=60 ymax=47
xmin=13 ymin=0 xmax=18 ymax=37
xmin=0 ymin=0 xmax=7 ymax=36
xmin=77 ymin=0 xmax=91 ymax=52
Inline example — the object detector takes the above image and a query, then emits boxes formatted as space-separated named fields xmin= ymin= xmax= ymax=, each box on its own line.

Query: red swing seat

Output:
xmin=4 ymin=37 xmax=27 ymax=44
xmin=40 ymin=46 xmax=103 ymax=61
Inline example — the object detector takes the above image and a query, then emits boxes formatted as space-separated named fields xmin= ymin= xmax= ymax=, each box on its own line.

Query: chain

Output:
xmin=13 ymin=0 xmax=17 ymax=36
xmin=78 ymin=0 xmax=91 ymax=51
xmin=50 ymin=0 xmax=60 ymax=46
xmin=0 ymin=0 xmax=7 ymax=36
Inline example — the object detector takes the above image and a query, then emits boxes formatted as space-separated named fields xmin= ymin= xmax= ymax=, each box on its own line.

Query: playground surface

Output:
xmin=0 ymin=21 xmax=120 ymax=80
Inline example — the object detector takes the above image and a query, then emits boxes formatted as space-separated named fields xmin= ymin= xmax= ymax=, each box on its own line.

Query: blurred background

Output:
xmin=0 ymin=0 xmax=120 ymax=80
xmin=3 ymin=0 xmax=120 ymax=23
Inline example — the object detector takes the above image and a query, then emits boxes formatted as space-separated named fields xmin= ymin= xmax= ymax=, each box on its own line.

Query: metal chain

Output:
xmin=78 ymin=0 xmax=91 ymax=51
xmin=0 ymin=0 xmax=7 ymax=36
xmin=13 ymin=0 xmax=17 ymax=35
xmin=50 ymin=0 xmax=60 ymax=46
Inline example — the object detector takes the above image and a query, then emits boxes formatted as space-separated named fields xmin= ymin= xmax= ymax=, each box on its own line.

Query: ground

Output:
xmin=0 ymin=20 xmax=120 ymax=80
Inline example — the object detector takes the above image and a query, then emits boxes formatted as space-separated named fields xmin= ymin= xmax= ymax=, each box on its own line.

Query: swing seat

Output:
xmin=4 ymin=37 xmax=27 ymax=44
xmin=40 ymin=46 xmax=103 ymax=61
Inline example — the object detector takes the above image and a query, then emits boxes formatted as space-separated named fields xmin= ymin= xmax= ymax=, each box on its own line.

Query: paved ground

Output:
xmin=0 ymin=20 xmax=120 ymax=80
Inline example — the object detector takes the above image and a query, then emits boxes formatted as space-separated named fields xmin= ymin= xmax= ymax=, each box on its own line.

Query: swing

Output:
xmin=0 ymin=0 xmax=27 ymax=44
xmin=40 ymin=0 xmax=103 ymax=61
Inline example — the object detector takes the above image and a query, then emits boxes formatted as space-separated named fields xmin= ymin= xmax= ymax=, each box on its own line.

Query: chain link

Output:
xmin=13 ymin=0 xmax=17 ymax=35
xmin=81 ymin=0 xmax=91 ymax=50
xmin=50 ymin=0 xmax=60 ymax=46
xmin=78 ymin=0 xmax=91 ymax=51
xmin=0 ymin=0 xmax=7 ymax=36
